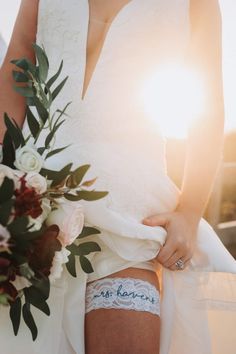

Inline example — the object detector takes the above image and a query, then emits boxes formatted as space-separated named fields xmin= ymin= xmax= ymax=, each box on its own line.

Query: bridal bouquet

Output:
xmin=0 ymin=44 xmax=108 ymax=340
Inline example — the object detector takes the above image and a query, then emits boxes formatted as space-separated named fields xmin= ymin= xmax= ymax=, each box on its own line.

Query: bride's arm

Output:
xmin=0 ymin=0 xmax=39 ymax=142
xmin=176 ymin=0 xmax=224 ymax=223
xmin=142 ymin=0 xmax=224 ymax=270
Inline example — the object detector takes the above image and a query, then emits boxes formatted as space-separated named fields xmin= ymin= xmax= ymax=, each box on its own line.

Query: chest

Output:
xmin=83 ymin=1 xmax=132 ymax=93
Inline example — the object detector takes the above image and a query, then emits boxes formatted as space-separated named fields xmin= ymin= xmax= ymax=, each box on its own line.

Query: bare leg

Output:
xmin=85 ymin=267 xmax=160 ymax=354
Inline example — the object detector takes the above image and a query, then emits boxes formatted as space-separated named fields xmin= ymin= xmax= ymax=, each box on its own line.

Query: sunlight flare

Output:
xmin=141 ymin=64 xmax=206 ymax=138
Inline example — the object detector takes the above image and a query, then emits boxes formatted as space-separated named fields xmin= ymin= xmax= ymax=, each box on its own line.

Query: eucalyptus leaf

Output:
xmin=52 ymin=76 xmax=68 ymax=101
xmin=77 ymin=226 xmax=101 ymax=239
xmin=64 ymin=193 xmax=82 ymax=202
xmin=66 ymin=164 xmax=90 ymax=189
xmin=0 ymin=199 xmax=14 ymax=226
xmin=0 ymin=177 xmax=14 ymax=203
xmin=33 ymin=97 xmax=49 ymax=123
xmin=10 ymin=297 xmax=22 ymax=336
xmin=8 ymin=216 xmax=29 ymax=236
xmin=37 ymin=147 xmax=46 ymax=155
xmin=4 ymin=113 xmax=25 ymax=149
xmin=32 ymin=44 xmax=49 ymax=82
xmin=44 ymin=119 xmax=65 ymax=149
xmin=24 ymin=287 xmax=50 ymax=316
xmin=46 ymin=60 xmax=63 ymax=88
xmin=40 ymin=167 xmax=58 ymax=180
xmin=79 ymin=255 xmax=94 ymax=274
xmin=30 ymin=277 xmax=50 ymax=300
xmin=76 ymin=190 xmax=109 ymax=201
xmin=45 ymin=145 xmax=70 ymax=159
xmin=37 ymin=84 xmax=50 ymax=108
xmin=22 ymin=302 xmax=38 ymax=341
xmin=53 ymin=101 xmax=72 ymax=124
xmin=77 ymin=241 xmax=101 ymax=256
xmin=26 ymin=107 xmax=40 ymax=139
xmin=14 ymin=86 xmax=34 ymax=98
xmin=66 ymin=243 xmax=80 ymax=255
xmin=12 ymin=71 xmax=29 ymax=83
xmin=19 ymin=227 xmax=45 ymax=242
xmin=50 ymin=163 xmax=73 ymax=187
xmin=66 ymin=241 xmax=101 ymax=256
xmin=26 ymin=97 xmax=36 ymax=106
xmin=11 ymin=58 xmax=37 ymax=77
xmin=11 ymin=58 xmax=29 ymax=71
xmin=2 ymin=131 xmax=15 ymax=168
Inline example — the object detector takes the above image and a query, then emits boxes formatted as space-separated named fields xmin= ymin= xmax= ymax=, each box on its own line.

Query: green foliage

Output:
xmin=0 ymin=200 xmax=14 ymax=226
xmin=2 ymin=131 xmax=15 ymax=168
xmin=66 ymin=164 xmax=91 ymax=188
xmin=66 ymin=240 xmax=101 ymax=277
xmin=4 ymin=113 xmax=25 ymax=149
xmin=22 ymin=302 xmax=38 ymax=341
xmin=1 ymin=43 xmax=110 ymax=341
xmin=32 ymin=44 xmax=49 ymax=83
xmin=64 ymin=190 xmax=109 ymax=202
xmin=26 ymin=107 xmax=40 ymax=139
xmin=0 ymin=177 xmax=14 ymax=203
xmin=7 ymin=216 xmax=29 ymax=237
xmin=10 ymin=297 xmax=22 ymax=336
xmin=77 ymin=226 xmax=101 ymax=239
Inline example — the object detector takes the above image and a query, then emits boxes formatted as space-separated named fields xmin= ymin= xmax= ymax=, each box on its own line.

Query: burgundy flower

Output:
xmin=0 ymin=257 xmax=17 ymax=281
xmin=28 ymin=225 xmax=62 ymax=277
xmin=0 ymin=257 xmax=10 ymax=269
xmin=14 ymin=176 xmax=42 ymax=219
xmin=0 ymin=281 xmax=18 ymax=302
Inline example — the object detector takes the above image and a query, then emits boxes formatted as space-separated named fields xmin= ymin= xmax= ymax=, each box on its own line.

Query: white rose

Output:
xmin=0 ymin=145 xmax=3 ymax=163
xmin=11 ymin=275 xmax=31 ymax=291
xmin=0 ymin=164 xmax=15 ymax=187
xmin=14 ymin=145 xmax=44 ymax=173
xmin=25 ymin=172 xmax=47 ymax=194
xmin=46 ymin=201 xmax=84 ymax=246
xmin=0 ymin=225 xmax=10 ymax=248
xmin=49 ymin=247 xmax=71 ymax=283
xmin=28 ymin=198 xmax=51 ymax=231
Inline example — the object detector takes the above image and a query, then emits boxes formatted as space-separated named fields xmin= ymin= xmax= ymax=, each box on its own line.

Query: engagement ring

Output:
xmin=175 ymin=258 xmax=185 ymax=270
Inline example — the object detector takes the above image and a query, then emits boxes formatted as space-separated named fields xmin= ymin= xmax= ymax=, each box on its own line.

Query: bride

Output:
xmin=0 ymin=0 xmax=236 ymax=353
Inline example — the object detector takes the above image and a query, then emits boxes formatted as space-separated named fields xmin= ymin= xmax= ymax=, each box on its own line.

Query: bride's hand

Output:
xmin=142 ymin=211 xmax=200 ymax=271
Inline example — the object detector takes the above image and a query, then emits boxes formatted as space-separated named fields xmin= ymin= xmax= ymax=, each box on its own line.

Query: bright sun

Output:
xmin=141 ymin=64 xmax=206 ymax=139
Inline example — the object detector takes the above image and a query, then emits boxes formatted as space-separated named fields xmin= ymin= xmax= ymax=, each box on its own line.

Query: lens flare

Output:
xmin=141 ymin=64 xmax=206 ymax=138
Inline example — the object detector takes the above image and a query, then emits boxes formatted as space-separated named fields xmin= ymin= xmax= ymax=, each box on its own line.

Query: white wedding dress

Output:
xmin=1 ymin=1 xmax=236 ymax=353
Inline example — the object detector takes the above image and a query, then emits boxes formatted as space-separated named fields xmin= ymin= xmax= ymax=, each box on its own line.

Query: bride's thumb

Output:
xmin=142 ymin=213 xmax=169 ymax=227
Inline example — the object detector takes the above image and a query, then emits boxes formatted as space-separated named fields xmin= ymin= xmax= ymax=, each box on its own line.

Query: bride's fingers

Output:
xmin=163 ymin=251 xmax=184 ymax=268
xmin=156 ymin=243 xmax=178 ymax=265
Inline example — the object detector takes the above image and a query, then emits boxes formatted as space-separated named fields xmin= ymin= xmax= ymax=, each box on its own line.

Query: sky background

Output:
xmin=0 ymin=0 xmax=236 ymax=134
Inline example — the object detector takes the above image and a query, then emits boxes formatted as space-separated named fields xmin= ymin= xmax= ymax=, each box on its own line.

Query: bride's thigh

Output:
xmin=85 ymin=267 xmax=160 ymax=354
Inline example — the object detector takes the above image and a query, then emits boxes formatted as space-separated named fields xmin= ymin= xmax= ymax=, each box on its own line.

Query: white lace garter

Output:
xmin=85 ymin=277 xmax=160 ymax=316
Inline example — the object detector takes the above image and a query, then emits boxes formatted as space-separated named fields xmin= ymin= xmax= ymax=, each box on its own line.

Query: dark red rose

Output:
xmin=14 ymin=176 xmax=43 ymax=219
xmin=28 ymin=225 xmax=62 ymax=277
xmin=0 ymin=281 xmax=18 ymax=302
xmin=0 ymin=257 xmax=11 ymax=278
xmin=0 ymin=257 xmax=10 ymax=269
xmin=0 ymin=257 xmax=17 ymax=281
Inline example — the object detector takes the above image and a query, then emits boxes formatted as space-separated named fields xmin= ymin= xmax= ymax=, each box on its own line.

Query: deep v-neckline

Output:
xmin=81 ymin=0 xmax=134 ymax=101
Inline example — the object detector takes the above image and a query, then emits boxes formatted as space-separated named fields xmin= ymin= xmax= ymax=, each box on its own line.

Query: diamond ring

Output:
xmin=175 ymin=258 xmax=185 ymax=270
